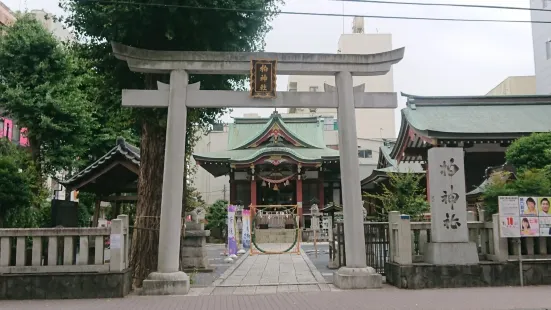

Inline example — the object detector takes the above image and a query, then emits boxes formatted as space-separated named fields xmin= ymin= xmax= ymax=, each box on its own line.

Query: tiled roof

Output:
xmin=227 ymin=112 xmax=326 ymax=149
xmin=194 ymin=112 xmax=337 ymax=165
xmin=401 ymin=93 xmax=551 ymax=137
xmin=62 ymin=137 xmax=139 ymax=186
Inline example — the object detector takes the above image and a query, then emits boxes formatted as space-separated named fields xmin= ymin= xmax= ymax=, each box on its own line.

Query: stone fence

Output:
xmin=388 ymin=211 xmax=551 ymax=264
xmin=0 ymin=215 xmax=131 ymax=299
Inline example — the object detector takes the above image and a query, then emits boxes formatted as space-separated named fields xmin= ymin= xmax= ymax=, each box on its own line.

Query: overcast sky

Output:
xmin=2 ymin=0 xmax=536 ymax=135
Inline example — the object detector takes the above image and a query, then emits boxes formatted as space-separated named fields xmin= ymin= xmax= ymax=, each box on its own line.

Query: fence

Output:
xmin=389 ymin=210 xmax=551 ymax=265
xmin=333 ymin=222 xmax=389 ymax=274
xmin=0 ymin=215 xmax=129 ymax=274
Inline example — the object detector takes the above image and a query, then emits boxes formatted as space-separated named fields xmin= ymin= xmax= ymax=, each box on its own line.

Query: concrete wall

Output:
xmin=485 ymin=76 xmax=536 ymax=96
xmin=386 ymin=261 xmax=551 ymax=289
xmin=190 ymin=127 xmax=231 ymax=204
xmin=31 ymin=10 xmax=74 ymax=42
xmin=531 ymin=0 xmax=551 ymax=94
xmin=0 ymin=269 xmax=132 ymax=299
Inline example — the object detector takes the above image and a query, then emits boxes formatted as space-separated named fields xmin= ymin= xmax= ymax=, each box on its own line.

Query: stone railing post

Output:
xmin=491 ymin=214 xmax=508 ymax=262
xmin=110 ymin=218 xmax=125 ymax=271
xmin=478 ymin=209 xmax=486 ymax=222
xmin=388 ymin=211 xmax=399 ymax=263
xmin=396 ymin=214 xmax=412 ymax=265
xmin=117 ymin=214 xmax=130 ymax=267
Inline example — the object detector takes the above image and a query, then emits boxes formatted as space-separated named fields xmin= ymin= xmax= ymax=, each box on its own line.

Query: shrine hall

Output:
xmin=193 ymin=111 xmax=341 ymax=226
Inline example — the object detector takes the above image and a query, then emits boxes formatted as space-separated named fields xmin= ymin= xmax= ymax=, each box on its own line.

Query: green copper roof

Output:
xmin=227 ymin=114 xmax=326 ymax=149
xmin=193 ymin=112 xmax=339 ymax=172
xmin=194 ymin=146 xmax=339 ymax=163
xmin=401 ymin=93 xmax=551 ymax=137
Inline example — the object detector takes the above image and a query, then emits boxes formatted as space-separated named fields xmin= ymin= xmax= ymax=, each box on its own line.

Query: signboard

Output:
xmin=51 ymin=199 xmax=79 ymax=227
xmin=498 ymin=196 xmax=551 ymax=238
xmin=250 ymin=59 xmax=277 ymax=98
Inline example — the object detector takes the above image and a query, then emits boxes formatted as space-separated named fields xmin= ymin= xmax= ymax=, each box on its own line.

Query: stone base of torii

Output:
xmin=111 ymin=42 xmax=405 ymax=294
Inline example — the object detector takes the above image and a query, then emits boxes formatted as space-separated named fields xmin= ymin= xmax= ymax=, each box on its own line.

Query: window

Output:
xmin=323 ymin=117 xmax=335 ymax=131
xmin=288 ymin=82 xmax=297 ymax=92
xmin=12 ymin=124 xmax=20 ymax=143
xmin=309 ymin=86 xmax=319 ymax=92
xmin=212 ymin=123 xmax=224 ymax=132
xmin=358 ymin=149 xmax=373 ymax=158
xmin=546 ymin=39 xmax=551 ymax=60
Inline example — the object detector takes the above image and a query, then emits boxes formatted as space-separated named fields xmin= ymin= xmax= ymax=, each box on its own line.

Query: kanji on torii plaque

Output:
xmin=250 ymin=59 xmax=277 ymax=98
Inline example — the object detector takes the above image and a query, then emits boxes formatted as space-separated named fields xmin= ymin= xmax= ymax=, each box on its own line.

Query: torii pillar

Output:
xmin=112 ymin=42 xmax=404 ymax=294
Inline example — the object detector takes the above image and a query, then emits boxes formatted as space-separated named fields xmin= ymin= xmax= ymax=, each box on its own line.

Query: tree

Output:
xmin=0 ymin=139 xmax=42 ymax=227
xmin=62 ymin=0 xmax=282 ymax=286
xmin=0 ymin=14 xmax=95 ymax=177
xmin=506 ymin=133 xmax=551 ymax=172
xmin=363 ymin=172 xmax=429 ymax=221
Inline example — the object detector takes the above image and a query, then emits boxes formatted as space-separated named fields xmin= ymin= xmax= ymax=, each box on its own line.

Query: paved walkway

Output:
xmin=198 ymin=244 xmax=329 ymax=295
xmin=4 ymin=286 xmax=551 ymax=310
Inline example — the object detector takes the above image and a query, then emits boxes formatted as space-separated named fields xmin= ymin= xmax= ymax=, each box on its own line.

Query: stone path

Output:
xmin=4 ymin=286 xmax=551 ymax=310
xmin=197 ymin=243 xmax=328 ymax=296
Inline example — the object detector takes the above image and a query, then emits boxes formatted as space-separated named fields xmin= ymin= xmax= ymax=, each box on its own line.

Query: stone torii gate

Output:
xmin=111 ymin=42 xmax=404 ymax=295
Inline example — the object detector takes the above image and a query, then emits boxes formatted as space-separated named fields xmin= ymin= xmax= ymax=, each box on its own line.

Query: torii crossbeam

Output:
xmin=112 ymin=42 xmax=405 ymax=295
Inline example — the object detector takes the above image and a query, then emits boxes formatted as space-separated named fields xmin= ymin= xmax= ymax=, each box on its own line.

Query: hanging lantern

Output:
xmin=262 ymin=181 xmax=266 ymax=187
xmin=273 ymin=184 xmax=279 ymax=191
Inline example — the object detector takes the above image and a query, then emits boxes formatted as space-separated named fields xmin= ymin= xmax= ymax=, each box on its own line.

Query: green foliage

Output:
xmin=363 ymin=172 xmax=429 ymax=221
xmin=206 ymin=199 xmax=228 ymax=233
xmin=0 ymin=139 xmax=46 ymax=227
xmin=506 ymin=133 xmax=551 ymax=172
xmin=184 ymin=185 xmax=207 ymax=213
xmin=0 ymin=14 xmax=96 ymax=175
xmin=61 ymin=0 xmax=283 ymax=160
xmin=483 ymin=169 xmax=551 ymax=217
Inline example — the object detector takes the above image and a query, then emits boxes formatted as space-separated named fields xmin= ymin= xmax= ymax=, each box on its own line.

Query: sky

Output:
xmin=2 ymin=0 xmax=536 ymax=136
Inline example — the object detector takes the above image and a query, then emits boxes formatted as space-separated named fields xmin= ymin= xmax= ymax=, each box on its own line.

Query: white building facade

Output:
xmin=191 ymin=18 xmax=397 ymax=205
xmin=531 ymin=0 xmax=551 ymax=94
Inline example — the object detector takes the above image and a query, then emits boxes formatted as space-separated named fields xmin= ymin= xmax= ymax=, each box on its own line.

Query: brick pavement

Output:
xmin=3 ymin=286 xmax=551 ymax=310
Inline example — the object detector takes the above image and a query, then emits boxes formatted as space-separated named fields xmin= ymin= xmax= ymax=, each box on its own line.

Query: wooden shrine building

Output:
xmin=61 ymin=138 xmax=140 ymax=226
xmin=362 ymin=93 xmax=551 ymax=211
xmin=193 ymin=111 xmax=341 ymax=226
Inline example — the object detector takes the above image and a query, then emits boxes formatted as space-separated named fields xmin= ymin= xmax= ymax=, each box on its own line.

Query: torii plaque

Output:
xmin=112 ymin=42 xmax=404 ymax=294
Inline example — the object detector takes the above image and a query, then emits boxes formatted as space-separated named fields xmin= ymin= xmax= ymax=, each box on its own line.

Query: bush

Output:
xmin=363 ymin=172 xmax=429 ymax=221
xmin=206 ymin=200 xmax=228 ymax=240
xmin=483 ymin=169 xmax=551 ymax=218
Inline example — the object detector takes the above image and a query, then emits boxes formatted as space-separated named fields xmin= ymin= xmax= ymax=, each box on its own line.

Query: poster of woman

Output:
xmin=520 ymin=216 xmax=540 ymax=237
xmin=539 ymin=197 xmax=551 ymax=216
xmin=519 ymin=197 xmax=538 ymax=216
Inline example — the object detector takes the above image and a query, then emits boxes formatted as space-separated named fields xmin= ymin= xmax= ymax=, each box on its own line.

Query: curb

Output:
xmin=300 ymin=248 xmax=328 ymax=285
xmin=200 ymin=250 xmax=250 ymax=296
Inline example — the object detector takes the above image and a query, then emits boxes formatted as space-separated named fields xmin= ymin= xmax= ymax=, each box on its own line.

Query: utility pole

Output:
xmin=222 ymin=185 xmax=227 ymax=201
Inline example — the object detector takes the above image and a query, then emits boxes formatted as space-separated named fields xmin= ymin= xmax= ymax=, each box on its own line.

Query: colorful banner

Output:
xmin=241 ymin=209 xmax=251 ymax=249
xmin=227 ymin=205 xmax=238 ymax=256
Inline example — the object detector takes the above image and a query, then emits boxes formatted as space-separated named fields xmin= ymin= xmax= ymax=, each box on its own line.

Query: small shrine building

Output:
xmin=193 ymin=111 xmax=341 ymax=226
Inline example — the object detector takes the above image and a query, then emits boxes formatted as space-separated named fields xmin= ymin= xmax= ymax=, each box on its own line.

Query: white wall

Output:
xmin=190 ymin=127 xmax=231 ymax=204
xmin=531 ymin=0 xmax=551 ymax=94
